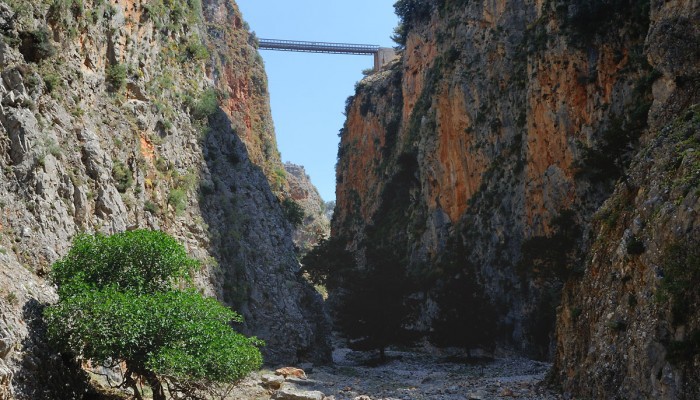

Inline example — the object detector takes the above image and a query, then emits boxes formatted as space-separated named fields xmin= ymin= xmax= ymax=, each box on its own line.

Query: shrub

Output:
xmin=657 ymin=239 xmax=700 ymax=325
xmin=168 ymin=188 xmax=187 ymax=215
xmin=42 ymin=71 xmax=61 ymax=93
xmin=105 ymin=63 xmax=127 ymax=92
xmin=190 ymin=88 xmax=218 ymax=119
xmin=517 ymin=210 xmax=581 ymax=280
xmin=45 ymin=230 xmax=263 ymax=400
xmin=184 ymin=38 xmax=209 ymax=61
xmin=282 ymin=197 xmax=304 ymax=227
xmin=112 ymin=161 xmax=133 ymax=193
xmin=392 ymin=0 xmax=435 ymax=46
xmin=144 ymin=200 xmax=159 ymax=214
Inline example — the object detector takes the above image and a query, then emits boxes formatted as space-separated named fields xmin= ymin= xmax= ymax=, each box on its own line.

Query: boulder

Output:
xmin=261 ymin=373 xmax=285 ymax=390
xmin=272 ymin=383 xmax=324 ymax=400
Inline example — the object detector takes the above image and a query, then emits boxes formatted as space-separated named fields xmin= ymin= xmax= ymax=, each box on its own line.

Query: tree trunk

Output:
xmin=145 ymin=372 xmax=166 ymax=400
xmin=123 ymin=369 xmax=143 ymax=400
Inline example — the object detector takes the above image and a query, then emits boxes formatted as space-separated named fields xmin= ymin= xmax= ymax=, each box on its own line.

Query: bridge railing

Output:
xmin=258 ymin=39 xmax=380 ymax=55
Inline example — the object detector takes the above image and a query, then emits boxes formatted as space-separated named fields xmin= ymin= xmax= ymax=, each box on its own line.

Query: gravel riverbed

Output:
xmin=228 ymin=345 xmax=564 ymax=400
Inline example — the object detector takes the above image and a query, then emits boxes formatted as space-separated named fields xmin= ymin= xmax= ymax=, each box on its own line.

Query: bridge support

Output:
xmin=374 ymin=47 xmax=399 ymax=71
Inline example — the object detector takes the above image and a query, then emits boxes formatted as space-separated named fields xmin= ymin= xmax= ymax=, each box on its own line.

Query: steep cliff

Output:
xmin=0 ymin=0 xmax=327 ymax=397
xmin=334 ymin=0 xmax=699 ymax=396
xmin=552 ymin=1 xmax=700 ymax=398
xmin=284 ymin=162 xmax=330 ymax=254
xmin=335 ymin=0 xmax=655 ymax=357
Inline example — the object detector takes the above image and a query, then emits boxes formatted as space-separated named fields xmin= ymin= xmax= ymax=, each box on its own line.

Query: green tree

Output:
xmin=429 ymin=244 xmax=497 ymax=357
xmin=304 ymin=239 xmax=416 ymax=362
xmin=105 ymin=63 xmax=127 ymax=92
xmin=337 ymin=244 xmax=416 ymax=362
xmin=45 ymin=230 xmax=263 ymax=400
xmin=282 ymin=197 xmax=305 ymax=227
xmin=392 ymin=0 xmax=435 ymax=45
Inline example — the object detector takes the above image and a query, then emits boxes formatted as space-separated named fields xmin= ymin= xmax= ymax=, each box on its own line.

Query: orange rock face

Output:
xmin=431 ymin=83 xmax=486 ymax=222
xmin=333 ymin=0 xmax=657 ymax=361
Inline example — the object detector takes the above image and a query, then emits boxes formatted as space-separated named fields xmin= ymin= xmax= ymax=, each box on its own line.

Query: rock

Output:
xmin=0 ymin=0 xmax=331 ymax=397
xmin=299 ymin=362 xmax=314 ymax=373
xmin=275 ymin=367 xmax=307 ymax=379
xmin=272 ymin=383 xmax=325 ymax=400
xmin=261 ymin=373 xmax=285 ymax=390
xmin=0 ymin=2 xmax=14 ymax=34
xmin=353 ymin=396 xmax=372 ymax=400
xmin=0 ymin=360 xmax=12 ymax=399
xmin=2 ymin=68 xmax=25 ymax=94
xmin=283 ymin=162 xmax=330 ymax=253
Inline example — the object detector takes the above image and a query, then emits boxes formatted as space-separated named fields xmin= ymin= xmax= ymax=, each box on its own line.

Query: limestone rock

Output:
xmin=332 ymin=0 xmax=700 ymax=397
xmin=284 ymin=162 xmax=330 ymax=253
xmin=0 ymin=0 xmax=329 ymax=397
xmin=261 ymin=373 xmax=285 ymax=390
xmin=272 ymin=383 xmax=325 ymax=400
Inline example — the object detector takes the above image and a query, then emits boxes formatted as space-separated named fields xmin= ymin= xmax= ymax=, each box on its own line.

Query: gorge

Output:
xmin=0 ymin=0 xmax=698 ymax=399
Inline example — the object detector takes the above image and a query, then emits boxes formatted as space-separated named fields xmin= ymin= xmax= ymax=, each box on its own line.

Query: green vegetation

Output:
xmin=429 ymin=238 xmax=497 ymax=355
xmin=302 ymin=237 xmax=416 ymax=362
xmin=556 ymin=0 xmax=650 ymax=45
xmin=392 ymin=0 xmax=434 ymax=46
xmin=666 ymin=331 xmax=700 ymax=366
xmin=657 ymin=239 xmax=700 ymax=326
xmin=168 ymin=188 xmax=187 ymax=215
xmin=5 ymin=292 xmax=17 ymax=306
xmin=517 ymin=210 xmax=582 ymax=280
xmin=144 ymin=200 xmax=160 ymax=214
xmin=188 ymin=88 xmax=219 ymax=119
xmin=45 ymin=230 xmax=262 ymax=400
xmin=105 ymin=63 xmax=127 ymax=92
xmin=281 ymin=197 xmax=304 ymax=227
xmin=142 ymin=0 xmax=202 ymax=30
xmin=184 ymin=37 xmax=209 ymax=61
xmin=42 ymin=71 xmax=62 ymax=93
xmin=112 ymin=161 xmax=133 ymax=193
xmin=606 ymin=319 xmax=627 ymax=332
xmin=302 ymin=237 xmax=355 ymax=288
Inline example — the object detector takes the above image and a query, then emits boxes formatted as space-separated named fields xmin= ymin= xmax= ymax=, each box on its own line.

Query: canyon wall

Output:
xmin=0 ymin=0 xmax=328 ymax=397
xmin=284 ymin=162 xmax=331 ymax=254
xmin=333 ymin=0 xmax=698 ymax=396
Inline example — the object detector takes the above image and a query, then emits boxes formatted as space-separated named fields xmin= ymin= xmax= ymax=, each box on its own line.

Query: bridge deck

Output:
xmin=258 ymin=39 xmax=379 ymax=55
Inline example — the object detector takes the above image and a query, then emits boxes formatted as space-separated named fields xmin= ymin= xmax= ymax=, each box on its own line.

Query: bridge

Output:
xmin=257 ymin=38 xmax=398 ymax=71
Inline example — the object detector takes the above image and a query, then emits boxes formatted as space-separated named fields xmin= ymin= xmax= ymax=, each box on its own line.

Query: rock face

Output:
xmin=284 ymin=162 xmax=331 ymax=253
xmin=552 ymin=2 xmax=700 ymax=398
xmin=0 ymin=0 xmax=328 ymax=397
xmin=333 ymin=0 xmax=698 ymax=396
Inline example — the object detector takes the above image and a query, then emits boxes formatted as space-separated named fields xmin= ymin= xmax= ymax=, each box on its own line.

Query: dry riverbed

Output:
xmin=229 ymin=345 xmax=564 ymax=400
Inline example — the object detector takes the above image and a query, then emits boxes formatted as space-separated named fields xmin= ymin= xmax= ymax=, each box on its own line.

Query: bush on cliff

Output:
xmin=392 ymin=0 xmax=435 ymax=46
xmin=45 ymin=230 xmax=263 ymax=400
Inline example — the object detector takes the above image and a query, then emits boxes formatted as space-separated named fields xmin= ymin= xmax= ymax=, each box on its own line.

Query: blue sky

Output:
xmin=236 ymin=0 xmax=399 ymax=201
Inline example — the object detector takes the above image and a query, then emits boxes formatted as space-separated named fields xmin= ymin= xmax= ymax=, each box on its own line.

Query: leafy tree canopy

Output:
xmin=45 ymin=230 xmax=262 ymax=400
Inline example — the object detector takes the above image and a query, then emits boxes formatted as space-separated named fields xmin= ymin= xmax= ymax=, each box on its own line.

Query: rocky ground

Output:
xmin=228 ymin=345 xmax=563 ymax=400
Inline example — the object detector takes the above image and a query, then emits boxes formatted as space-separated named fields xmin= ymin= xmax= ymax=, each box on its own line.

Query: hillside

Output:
xmin=0 ymin=0 xmax=328 ymax=397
